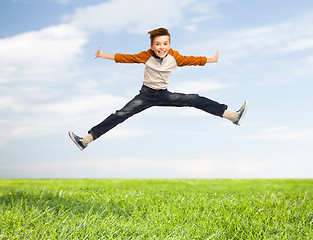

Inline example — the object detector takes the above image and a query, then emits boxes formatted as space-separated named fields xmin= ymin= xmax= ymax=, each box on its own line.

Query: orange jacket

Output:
xmin=115 ymin=49 xmax=207 ymax=90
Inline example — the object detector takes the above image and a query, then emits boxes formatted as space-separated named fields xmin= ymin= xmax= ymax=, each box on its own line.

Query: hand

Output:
xmin=213 ymin=50 xmax=219 ymax=63
xmin=206 ymin=50 xmax=219 ymax=63
xmin=95 ymin=46 xmax=103 ymax=59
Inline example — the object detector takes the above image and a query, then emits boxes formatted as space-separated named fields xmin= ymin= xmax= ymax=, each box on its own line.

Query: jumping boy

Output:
xmin=69 ymin=27 xmax=248 ymax=151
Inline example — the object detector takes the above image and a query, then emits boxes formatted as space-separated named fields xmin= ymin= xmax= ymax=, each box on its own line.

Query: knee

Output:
xmin=115 ymin=110 xmax=127 ymax=117
xmin=117 ymin=99 xmax=143 ymax=116
xmin=187 ymin=94 xmax=200 ymax=103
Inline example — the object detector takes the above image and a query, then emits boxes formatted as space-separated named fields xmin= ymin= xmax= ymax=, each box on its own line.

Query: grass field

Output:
xmin=0 ymin=179 xmax=312 ymax=239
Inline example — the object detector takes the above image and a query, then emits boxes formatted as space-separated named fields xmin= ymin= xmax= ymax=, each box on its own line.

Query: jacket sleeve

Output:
xmin=170 ymin=49 xmax=207 ymax=67
xmin=115 ymin=50 xmax=153 ymax=64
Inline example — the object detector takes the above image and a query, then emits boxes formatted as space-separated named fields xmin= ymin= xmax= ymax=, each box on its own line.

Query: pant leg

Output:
xmin=157 ymin=90 xmax=228 ymax=117
xmin=89 ymin=90 xmax=153 ymax=140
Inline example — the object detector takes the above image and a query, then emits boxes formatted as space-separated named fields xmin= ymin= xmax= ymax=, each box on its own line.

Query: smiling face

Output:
xmin=150 ymin=35 xmax=171 ymax=59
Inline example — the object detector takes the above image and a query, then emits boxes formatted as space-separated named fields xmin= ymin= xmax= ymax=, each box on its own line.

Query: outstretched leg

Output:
xmin=69 ymin=87 xmax=155 ymax=150
xmin=157 ymin=90 xmax=228 ymax=117
xmin=156 ymin=90 xmax=247 ymax=125
xmin=89 ymin=93 xmax=153 ymax=140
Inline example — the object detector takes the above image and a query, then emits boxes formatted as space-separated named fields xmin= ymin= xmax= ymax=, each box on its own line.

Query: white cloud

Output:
xmin=66 ymin=0 xmax=188 ymax=33
xmin=181 ymin=13 xmax=313 ymax=87
xmin=184 ymin=13 xmax=313 ymax=58
xmin=0 ymin=93 xmax=128 ymax=140
xmin=65 ymin=0 xmax=222 ymax=34
xmin=0 ymin=85 xmax=126 ymax=114
xmin=0 ymin=22 xmax=90 ymax=146
xmin=0 ymin=24 xmax=87 ymax=83
xmin=33 ymin=94 xmax=127 ymax=115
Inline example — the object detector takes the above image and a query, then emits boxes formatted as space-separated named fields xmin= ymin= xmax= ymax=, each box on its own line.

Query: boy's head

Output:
xmin=148 ymin=27 xmax=171 ymax=59
xmin=148 ymin=27 xmax=170 ymax=45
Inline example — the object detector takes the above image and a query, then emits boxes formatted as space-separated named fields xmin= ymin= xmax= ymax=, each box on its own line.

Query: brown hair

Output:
xmin=148 ymin=27 xmax=170 ymax=45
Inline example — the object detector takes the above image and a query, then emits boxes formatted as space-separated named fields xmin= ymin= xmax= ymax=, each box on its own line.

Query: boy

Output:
xmin=69 ymin=27 xmax=248 ymax=151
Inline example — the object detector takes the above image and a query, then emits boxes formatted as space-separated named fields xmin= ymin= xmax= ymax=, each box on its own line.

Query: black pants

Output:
xmin=89 ymin=85 xmax=228 ymax=139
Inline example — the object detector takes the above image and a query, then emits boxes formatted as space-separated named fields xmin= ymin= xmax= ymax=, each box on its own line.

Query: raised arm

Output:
xmin=206 ymin=50 xmax=219 ymax=63
xmin=94 ymin=46 xmax=115 ymax=60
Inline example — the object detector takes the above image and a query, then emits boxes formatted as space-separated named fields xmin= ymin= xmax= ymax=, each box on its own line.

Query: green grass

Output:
xmin=0 ymin=179 xmax=312 ymax=239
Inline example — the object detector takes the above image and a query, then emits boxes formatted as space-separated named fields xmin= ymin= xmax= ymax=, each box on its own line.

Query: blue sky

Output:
xmin=1 ymin=0 xmax=313 ymax=178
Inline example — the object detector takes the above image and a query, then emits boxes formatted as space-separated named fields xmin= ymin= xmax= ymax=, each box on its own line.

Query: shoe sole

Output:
xmin=68 ymin=131 xmax=84 ymax=151
xmin=237 ymin=101 xmax=248 ymax=126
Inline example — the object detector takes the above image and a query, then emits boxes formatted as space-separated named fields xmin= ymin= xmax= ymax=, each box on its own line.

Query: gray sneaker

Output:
xmin=233 ymin=101 xmax=248 ymax=126
xmin=68 ymin=131 xmax=86 ymax=151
